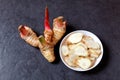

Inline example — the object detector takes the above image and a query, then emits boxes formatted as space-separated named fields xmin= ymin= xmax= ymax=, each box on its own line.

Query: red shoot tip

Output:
xmin=44 ymin=6 xmax=51 ymax=30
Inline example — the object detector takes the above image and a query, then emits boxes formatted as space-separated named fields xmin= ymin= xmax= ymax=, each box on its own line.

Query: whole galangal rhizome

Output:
xmin=18 ymin=7 xmax=66 ymax=62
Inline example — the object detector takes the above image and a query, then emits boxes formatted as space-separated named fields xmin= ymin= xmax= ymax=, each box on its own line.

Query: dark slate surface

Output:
xmin=0 ymin=0 xmax=120 ymax=80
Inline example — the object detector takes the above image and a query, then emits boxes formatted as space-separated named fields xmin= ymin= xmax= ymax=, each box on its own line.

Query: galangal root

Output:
xmin=18 ymin=7 xmax=66 ymax=62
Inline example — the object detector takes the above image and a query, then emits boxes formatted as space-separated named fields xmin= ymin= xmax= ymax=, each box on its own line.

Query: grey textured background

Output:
xmin=0 ymin=0 xmax=120 ymax=80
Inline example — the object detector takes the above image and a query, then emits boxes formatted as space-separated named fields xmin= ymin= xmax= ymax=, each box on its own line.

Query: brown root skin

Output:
xmin=18 ymin=16 xmax=66 ymax=63
xmin=38 ymin=36 xmax=55 ymax=62
xmin=18 ymin=26 xmax=55 ymax=62
xmin=18 ymin=25 xmax=39 ymax=47
xmin=44 ymin=29 xmax=53 ymax=43
xmin=41 ymin=48 xmax=55 ymax=62
xmin=52 ymin=16 xmax=66 ymax=45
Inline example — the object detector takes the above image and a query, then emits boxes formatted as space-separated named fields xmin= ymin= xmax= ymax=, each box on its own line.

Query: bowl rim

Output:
xmin=59 ymin=30 xmax=103 ymax=71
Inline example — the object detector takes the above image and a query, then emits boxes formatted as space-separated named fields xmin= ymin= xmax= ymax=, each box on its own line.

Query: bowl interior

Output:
xmin=59 ymin=30 xmax=103 ymax=71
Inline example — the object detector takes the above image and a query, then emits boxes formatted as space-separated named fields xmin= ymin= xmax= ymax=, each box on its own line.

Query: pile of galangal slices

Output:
xmin=61 ymin=33 xmax=101 ymax=70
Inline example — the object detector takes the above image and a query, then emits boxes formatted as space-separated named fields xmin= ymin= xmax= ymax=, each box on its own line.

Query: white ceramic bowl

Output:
xmin=59 ymin=30 xmax=103 ymax=71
